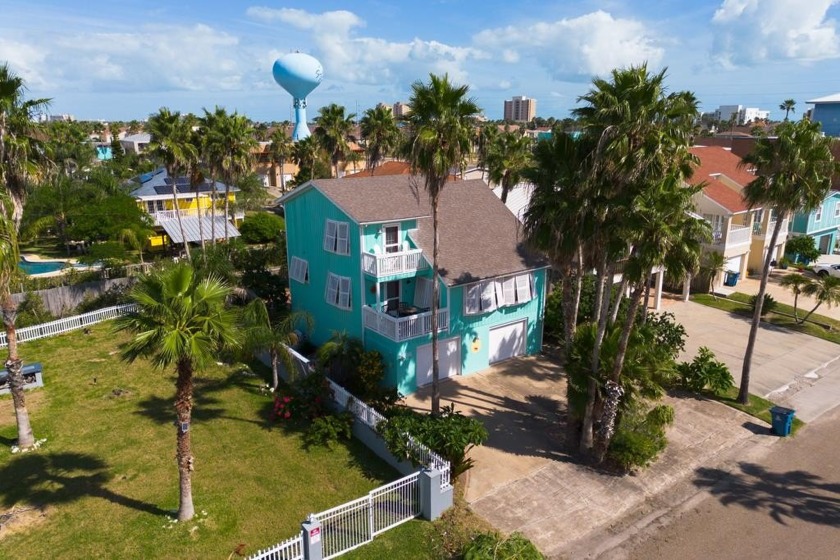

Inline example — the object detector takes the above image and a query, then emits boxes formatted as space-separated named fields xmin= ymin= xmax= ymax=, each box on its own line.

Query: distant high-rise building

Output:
xmin=503 ymin=96 xmax=536 ymax=122
xmin=712 ymin=104 xmax=770 ymax=125
xmin=393 ymin=102 xmax=411 ymax=118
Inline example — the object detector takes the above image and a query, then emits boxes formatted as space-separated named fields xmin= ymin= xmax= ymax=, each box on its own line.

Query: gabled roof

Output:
xmin=688 ymin=146 xmax=756 ymax=213
xmin=807 ymin=93 xmax=840 ymax=104
xmin=129 ymin=168 xmax=236 ymax=199
xmin=343 ymin=161 xmax=411 ymax=178
xmin=285 ymin=175 xmax=547 ymax=286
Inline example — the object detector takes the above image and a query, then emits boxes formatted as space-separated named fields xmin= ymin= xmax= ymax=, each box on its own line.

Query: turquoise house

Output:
xmin=280 ymin=175 xmax=549 ymax=396
xmin=790 ymin=191 xmax=840 ymax=256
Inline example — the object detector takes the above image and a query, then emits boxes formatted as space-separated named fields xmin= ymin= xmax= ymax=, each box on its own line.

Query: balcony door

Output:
xmin=383 ymin=280 xmax=400 ymax=313
xmin=384 ymin=225 xmax=400 ymax=254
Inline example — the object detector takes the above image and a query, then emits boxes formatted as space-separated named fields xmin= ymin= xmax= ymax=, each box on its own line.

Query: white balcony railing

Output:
xmin=150 ymin=208 xmax=245 ymax=226
xmin=752 ymin=219 xmax=789 ymax=242
xmin=361 ymin=249 xmax=428 ymax=277
xmin=710 ymin=224 xmax=752 ymax=248
xmin=363 ymin=305 xmax=449 ymax=342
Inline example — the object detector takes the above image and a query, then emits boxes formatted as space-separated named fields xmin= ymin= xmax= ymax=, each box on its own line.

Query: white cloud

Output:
xmin=0 ymin=38 xmax=50 ymax=89
xmin=711 ymin=0 xmax=840 ymax=66
xmin=473 ymin=10 xmax=664 ymax=79
xmin=246 ymin=7 xmax=485 ymax=86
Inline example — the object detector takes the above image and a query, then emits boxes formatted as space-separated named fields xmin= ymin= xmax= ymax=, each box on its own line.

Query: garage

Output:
xmin=489 ymin=320 xmax=527 ymax=364
xmin=725 ymin=255 xmax=742 ymax=273
xmin=416 ymin=336 xmax=461 ymax=387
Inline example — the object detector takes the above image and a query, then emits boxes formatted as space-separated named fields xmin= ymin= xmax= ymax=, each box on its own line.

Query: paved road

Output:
xmin=612 ymin=405 xmax=840 ymax=560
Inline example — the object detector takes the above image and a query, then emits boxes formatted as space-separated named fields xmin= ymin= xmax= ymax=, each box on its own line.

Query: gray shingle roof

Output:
xmin=304 ymin=175 xmax=547 ymax=286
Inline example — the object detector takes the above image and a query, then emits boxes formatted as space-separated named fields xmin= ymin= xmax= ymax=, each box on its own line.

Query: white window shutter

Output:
xmin=515 ymin=274 xmax=532 ymax=303
xmin=465 ymin=284 xmax=480 ymax=315
xmin=494 ymin=279 xmax=507 ymax=307
xmin=480 ymin=281 xmax=497 ymax=312
xmin=326 ymin=273 xmax=339 ymax=305
xmin=324 ymin=220 xmax=337 ymax=252
xmin=503 ymin=277 xmax=516 ymax=304
xmin=338 ymin=277 xmax=351 ymax=309
xmin=337 ymin=222 xmax=349 ymax=254
xmin=414 ymin=277 xmax=432 ymax=309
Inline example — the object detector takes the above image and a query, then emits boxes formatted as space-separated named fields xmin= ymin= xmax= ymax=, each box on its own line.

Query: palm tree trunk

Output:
xmin=175 ymin=358 xmax=196 ymax=521
xmin=2 ymin=291 xmax=35 ymax=449
xmin=738 ymin=216 xmax=784 ymax=404
xmin=223 ymin=181 xmax=231 ymax=242
xmin=280 ymin=160 xmax=286 ymax=193
xmin=798 ymin=302 xmax=824 ymax=324
xmin=197 ymin=193 xmax=206 ymax=257
xmin=609 ymin=276 xmax=628 ymax=325
xmin=172 ymin=188 xmax=191 ymax=262
xmin=581 ymin=257 xmax=610 ymax=454
xmin=271 ymin=349 xmax=280 ymax=391
xmin=210 ymin=178 xmax=217 ymax=246
xmin=430 ymin=190 xmax=441 ymax=416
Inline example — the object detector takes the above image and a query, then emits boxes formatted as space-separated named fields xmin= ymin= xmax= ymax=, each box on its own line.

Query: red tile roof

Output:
xmin=343 ymin=160 xmax=411 ymax=178
xmin=689 ymin=146 xmax=756 ymax=213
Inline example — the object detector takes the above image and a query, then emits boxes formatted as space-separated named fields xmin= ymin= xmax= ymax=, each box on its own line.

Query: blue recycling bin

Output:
xmin=724 ymin=271 xmax=740 ymax=287
xmin=770 ymin=406 xmax=795 ymax=436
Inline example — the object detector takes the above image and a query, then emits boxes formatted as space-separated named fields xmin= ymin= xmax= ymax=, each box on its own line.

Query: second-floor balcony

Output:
xmin=149 ymin=208 xmax=245 ymax=226
xmin=361 ymin=248 xmax=428 ymax=278
xmin=363 ymin=305 xmax=448 ymax=342
xmin=752 ymin=219 xmax=790 ymax=242
xmin=709 ymin=224 xmax=752 ymax=248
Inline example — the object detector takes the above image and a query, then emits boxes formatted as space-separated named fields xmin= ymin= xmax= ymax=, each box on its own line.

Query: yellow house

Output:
xmin=130 ymin=168 xmax=244 ymax=251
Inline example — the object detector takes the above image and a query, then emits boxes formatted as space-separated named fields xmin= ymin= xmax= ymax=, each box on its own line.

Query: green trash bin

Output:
xmin=770 ymin=406 xmax=795 ymax=436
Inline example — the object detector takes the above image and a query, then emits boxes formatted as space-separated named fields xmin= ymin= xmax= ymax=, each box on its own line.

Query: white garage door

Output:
xmin=416 ymin=336 xmax=461 ymax=387
xmin=725 ymin=255 xmax=742 ymax=273
xmin=489 ymin=320 xmax=527 ymax=363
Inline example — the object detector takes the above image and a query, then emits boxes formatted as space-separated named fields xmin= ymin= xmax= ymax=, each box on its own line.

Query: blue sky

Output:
xmin=2 ymin=0 xmax=840 ymax=122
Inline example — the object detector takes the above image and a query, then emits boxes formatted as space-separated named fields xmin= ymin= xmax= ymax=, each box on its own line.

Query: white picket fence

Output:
xmin=0 ymin=304 xmax=136 ymax=348
xmin=248 ymin=346 xmax=451 ymax=560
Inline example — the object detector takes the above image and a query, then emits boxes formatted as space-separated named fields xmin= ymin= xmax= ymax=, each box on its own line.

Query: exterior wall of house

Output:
xmin=285 ymin=187 xmax=363 ymax=346
xmin=812 ymin=104 xmax=840 ymax=137
xmin=791 ymin=193 xmax=840 ymax=254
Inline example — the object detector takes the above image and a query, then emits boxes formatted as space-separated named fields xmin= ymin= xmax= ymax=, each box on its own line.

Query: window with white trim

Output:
xmin=289 ymin=257 xmax=309 ymax=284
xmin=325 ymin=273 xmax=352 ymax=310
xmin=464 ymin=272 xmax=535 ymax=316
xmin=323 ymin=219 xmax=350 ymax=255
xmin=834 ymin=202 xmax=840 ymax=218
xmin=815 ymin=206 xmax=823 ymax=223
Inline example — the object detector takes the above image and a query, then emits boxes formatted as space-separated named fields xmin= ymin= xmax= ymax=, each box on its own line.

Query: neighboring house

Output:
xmin=119 ymin=133 xmax=151 ymax=155
xmin=253 ymin=141 xmax=301 ymax=189
xmin=280 ymin=175 xmax=549 ymax=396
xmin=807 ymin=93 xmax=840 ymax=137
xmin=790 ymin=191 xmax=840 ymax=255
xmin=492 ymin=183 xmax=533 ymax=222
xmin=689 ymin=146 xmax=789 ymax=285
xmin=129 ymin=168 xmax=243 ymax=251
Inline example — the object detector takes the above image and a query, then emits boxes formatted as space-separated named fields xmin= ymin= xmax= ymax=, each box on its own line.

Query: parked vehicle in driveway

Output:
xmin=813 ymin=263 xmax=840 ymax=277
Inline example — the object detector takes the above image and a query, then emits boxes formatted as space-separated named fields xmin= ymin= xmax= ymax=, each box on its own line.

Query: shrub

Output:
xmin=379 ymin=404 xmax=488 ymax=480
xmin=75 ymin=283 xmax=132 ymax=314
xmin=272 ymin=369 xmax=333 ymax=422
xmin=677 ymin=346 xmax=734 ymax=395
xmin=750 ymin=293 xmax=777 ymax=317
xmin=642 ymin=311 xmax=687 ymax=360
xmin=240 ymin=212 xmax=285 ymax=244
xmin=785 ymin=235 xmax=821 ymax=264
xmin=463 ymin=532 xmax=544 ymax=560
xmin=16 ymin=292 xmax=54 ymax=328
xmin=608 ymin=403 xmax=674 ymax=471
xmin=303 ymin=412 xmax=354 ymax=448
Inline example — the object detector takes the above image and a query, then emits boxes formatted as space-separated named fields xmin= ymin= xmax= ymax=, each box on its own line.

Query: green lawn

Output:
xmin=711 ymin=387 xmax=805 ymax=435
xmin=0 ymin=324 xmax=401 ymax=559
xmin=18 ymin=237 xmax=68 ymax=259
xmin=692 ymin=293 xmax=840 ymax=345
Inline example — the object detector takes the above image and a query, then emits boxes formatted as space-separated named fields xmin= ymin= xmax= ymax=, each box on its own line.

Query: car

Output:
xmin=812 ymin=263 xmax=840 ymax=278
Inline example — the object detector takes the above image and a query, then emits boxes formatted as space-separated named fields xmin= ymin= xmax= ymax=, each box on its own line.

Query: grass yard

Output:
xmin=0 ymin=323 xmax=402 ymax=560
xmin=712 ymin=387 xmax=805 ymax=435
xmin=692 ymin=292 xmax=840 ymax=345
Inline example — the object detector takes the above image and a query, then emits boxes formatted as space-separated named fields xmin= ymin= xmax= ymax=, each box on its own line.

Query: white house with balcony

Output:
xmin=689 ymin=146 xmax=788 ymax=287
xmin=279 ymin=175 xmax=549 ymax=396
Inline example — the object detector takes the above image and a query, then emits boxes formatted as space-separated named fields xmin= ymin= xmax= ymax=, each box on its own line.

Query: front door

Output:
xmin=820 ymin=235 xmax=832 ymax=254
xmin=383 ymin=280 xmax=400 ymax=313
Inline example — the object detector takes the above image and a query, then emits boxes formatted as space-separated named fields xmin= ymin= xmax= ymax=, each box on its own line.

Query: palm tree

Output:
xmin=405 ymin=73 xmax=480 ymax=415
xmin=360 ymin=106 xmax=399 ymax=174
xmin=293 ymin=136 xmax=320 ymax=183
xmin=267 ymin=127 xmax=293 ymax=192
xmin=146 ymin=108 xmax=196 ymax=261
xmin=314 ymin=103 xmax=356 ymax=178
xmin=116 ymin=264 xmax=239 ymax=521
xmin=737 ymin=118 xmax=838 ymax=404
xmin=486 ymin=127 xmax=532 ymax=203
xmin=203 ymin=108 xmax=256 ymax=241
xmin=700 ymin=250 xmax=727 ymax=297
xmin=779 ymin=99 xmax=796 ymax=121
xmin=241 ymin=299 xmax=312 ymax=390
xmin=779 ymin=272 xmax=813 ymax=322
xmin=0 ymin=63 xmax=50 ymax=450
xmin=800 ymin=274 xmax=840 ymax=323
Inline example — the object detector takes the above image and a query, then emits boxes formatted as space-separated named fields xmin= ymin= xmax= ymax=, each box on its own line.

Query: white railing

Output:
xmin=361 ymin=249 xmax=428 ymax=277
xmin=248 ymin=535 xmax=304 ymax=560
xmin=150 ymin=208 xmax=245 ymax=226
xmin=313 ymin=472 xmax=421 ymax=559
xmin=0 ymin=304 xmax=136 ymax=348
xmin=362 ymin=306 xmax=449 ymax=342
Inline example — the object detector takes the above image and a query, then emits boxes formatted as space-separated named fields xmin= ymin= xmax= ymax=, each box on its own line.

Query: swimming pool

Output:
xmin=18 ymin=259 xmax=70 ymax=275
